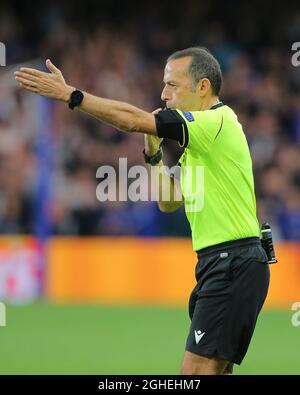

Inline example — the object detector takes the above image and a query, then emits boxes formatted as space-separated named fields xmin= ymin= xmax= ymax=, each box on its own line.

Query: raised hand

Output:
xmin=14 ymin=59 xmax=73 ymax=102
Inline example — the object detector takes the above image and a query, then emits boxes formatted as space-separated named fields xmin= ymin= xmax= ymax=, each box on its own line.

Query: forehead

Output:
xmin=164 ymin=56 xmax=192 ymax=81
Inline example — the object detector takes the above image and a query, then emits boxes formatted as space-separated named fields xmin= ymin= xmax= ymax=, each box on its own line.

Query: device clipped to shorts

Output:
xmin=260 ymin=222 xmax=278 ymax=264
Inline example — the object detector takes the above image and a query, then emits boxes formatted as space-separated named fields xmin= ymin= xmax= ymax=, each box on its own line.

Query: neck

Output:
xmin=199 ymin=96 xmax=220 ymax=111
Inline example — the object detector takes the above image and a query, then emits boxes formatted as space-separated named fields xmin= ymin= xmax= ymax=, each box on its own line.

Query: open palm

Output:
xmin=14 ymin=59 xmax=72 ymax=102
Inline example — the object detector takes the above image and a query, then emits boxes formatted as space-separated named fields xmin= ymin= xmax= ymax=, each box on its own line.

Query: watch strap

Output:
xmin=143 ymin=146 xmax=163 ymax=166
xmin=68 ymin=89 xmax=84 ymax=110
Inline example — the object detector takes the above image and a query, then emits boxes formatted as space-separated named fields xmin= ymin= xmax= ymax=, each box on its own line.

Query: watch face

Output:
xmin=71 ymin=90 xmax=84 ymax=104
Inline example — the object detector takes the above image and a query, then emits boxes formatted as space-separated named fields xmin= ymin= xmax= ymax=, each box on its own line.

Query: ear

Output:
xmin=197 ymin=78 xmax=212 ymax=97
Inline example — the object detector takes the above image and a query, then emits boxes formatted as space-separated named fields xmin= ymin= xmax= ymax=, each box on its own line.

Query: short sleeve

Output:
xmin=175 ymin=109 xmax=224 ymax=154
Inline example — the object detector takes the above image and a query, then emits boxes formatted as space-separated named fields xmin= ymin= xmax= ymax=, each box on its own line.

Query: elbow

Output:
xmin=125 ymin=111 xmax=155 ymax=134
xmin=125 ymin=122 xmax=141 ymax=134
xmin=126 ymin=118 xmax=140 ymax=133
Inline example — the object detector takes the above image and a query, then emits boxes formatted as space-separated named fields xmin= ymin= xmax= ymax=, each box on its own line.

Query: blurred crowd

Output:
xmin=0 ymin=0 xmax=300 ymax=240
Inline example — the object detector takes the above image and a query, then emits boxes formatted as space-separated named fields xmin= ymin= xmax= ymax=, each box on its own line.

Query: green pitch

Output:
xmin=0 ymin=302 xmax=298 ymax=374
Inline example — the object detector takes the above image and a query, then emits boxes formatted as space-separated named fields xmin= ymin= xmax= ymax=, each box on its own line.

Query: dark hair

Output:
xmin=167 ymin=47 xmax=222 ymax=95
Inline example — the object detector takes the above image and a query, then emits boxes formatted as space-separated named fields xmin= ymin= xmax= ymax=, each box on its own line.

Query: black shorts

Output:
xmin=186 ymin=237 xmax=270 ymax=372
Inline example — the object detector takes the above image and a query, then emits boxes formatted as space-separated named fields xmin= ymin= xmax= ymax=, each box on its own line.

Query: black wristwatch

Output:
xmin=68 ymin=89 xmax=84 ymax=110
xmin=143 ymin=146 xmax=163 ymax=166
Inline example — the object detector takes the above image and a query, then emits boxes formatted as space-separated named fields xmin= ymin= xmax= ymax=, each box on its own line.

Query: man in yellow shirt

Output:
xmin=15 ymin=47 xmax=270 ymax=375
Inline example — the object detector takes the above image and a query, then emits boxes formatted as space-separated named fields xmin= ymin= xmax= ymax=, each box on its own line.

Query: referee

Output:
xmin=15 ymin=46 xmax=270 ymax=375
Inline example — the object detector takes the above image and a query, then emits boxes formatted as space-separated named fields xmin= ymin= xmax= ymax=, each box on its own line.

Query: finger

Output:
xmin=15 ymin=75 xmax=39 ymax=88
xmin=14 ymin=71 xmax=38 ymax=83
xmin=152 ymin=108 xmax=162 ymax=115
xmin=46 ymin=59 xmax=61 ymax=74
xmin=19 ymin=67 xmax=45 ymax=77
xmin=18 ymin=82 xmax=38 ymax=93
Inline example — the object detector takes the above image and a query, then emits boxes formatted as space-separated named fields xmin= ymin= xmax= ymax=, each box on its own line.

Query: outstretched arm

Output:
xmin=15 ymin=60 xmax=183 ymax=212
xmin=14 ymin=59 xmax=157 ymax=135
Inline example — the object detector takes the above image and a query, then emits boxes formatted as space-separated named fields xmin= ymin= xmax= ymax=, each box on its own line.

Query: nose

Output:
xmin=161 ymin=85 xmax=171 ymax=102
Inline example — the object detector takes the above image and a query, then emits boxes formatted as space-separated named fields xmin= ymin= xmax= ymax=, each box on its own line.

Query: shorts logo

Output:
xmin=220 ymin=252 xmax=228 ymax=258
xmin=182 ymin=111 xmax=194 ymax=122
xmin=194 ymin=329 xmax=205 ymax=344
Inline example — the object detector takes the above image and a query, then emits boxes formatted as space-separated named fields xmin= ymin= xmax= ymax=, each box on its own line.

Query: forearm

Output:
xmin=68 ymin=89 xmax=157 ymax=135
xmin=15 ymin=63 xmax=157 ymax=136
xmin=151 ymin=160 xmax=183 ymax=212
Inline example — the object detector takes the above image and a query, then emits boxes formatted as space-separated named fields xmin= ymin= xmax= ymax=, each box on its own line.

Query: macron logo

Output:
xmin=194 ymin=330 xmax=205 ymax=344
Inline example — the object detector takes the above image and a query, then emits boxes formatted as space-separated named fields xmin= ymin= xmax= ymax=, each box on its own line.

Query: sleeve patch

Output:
xmin=182 ymin=111 xmax=194 ymax=122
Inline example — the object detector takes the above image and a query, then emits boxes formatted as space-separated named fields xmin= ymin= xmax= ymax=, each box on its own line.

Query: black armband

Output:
xmin=155 ymin=109 xmax=189 ymax=147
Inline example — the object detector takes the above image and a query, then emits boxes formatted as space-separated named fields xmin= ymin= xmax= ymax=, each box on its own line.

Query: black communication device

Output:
xmin=260 ymin=222 xmax=278 ymax=264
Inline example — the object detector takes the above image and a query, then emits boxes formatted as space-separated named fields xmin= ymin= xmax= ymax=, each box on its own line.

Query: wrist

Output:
xmin=61 ymin=85 xmax=75 ymax=103
xmin=144 ymin=148 xmax=159 ymax=156
xmin=144 ymin=141 xmax=161 ymax=156
xmin=143 ymin=146 xmax=163 ymax=166
xmin=144 ymin=134 xmax=162 ymax=157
